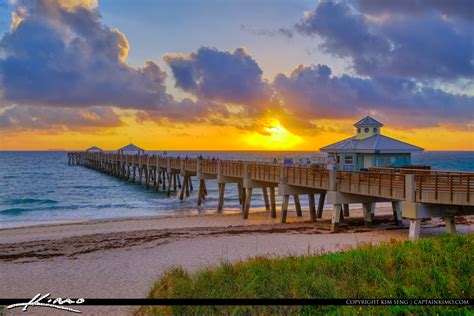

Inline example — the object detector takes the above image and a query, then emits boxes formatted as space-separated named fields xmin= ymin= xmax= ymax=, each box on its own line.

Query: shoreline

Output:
xmin=1 ymin=208 xmax=472 ymax=315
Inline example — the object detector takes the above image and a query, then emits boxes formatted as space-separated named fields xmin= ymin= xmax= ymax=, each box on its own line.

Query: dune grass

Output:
xmin=137 ymin=233 xmax=473 ymax=315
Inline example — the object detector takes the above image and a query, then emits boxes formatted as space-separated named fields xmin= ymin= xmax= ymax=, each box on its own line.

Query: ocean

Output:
xmin=0 ymin=151 xmax=473 ymax=228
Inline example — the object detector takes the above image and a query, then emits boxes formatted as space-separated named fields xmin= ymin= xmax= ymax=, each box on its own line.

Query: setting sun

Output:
xmin=245 ymin=119 xmax=302 ymax=149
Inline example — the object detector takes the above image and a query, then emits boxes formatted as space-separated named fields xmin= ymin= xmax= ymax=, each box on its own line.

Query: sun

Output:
xmin=245 ymin=118 xmax=302 ymax=149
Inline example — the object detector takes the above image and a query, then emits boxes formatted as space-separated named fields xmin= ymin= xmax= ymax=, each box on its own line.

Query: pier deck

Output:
xmin=68 ymin=152 xmax=474 ymax=239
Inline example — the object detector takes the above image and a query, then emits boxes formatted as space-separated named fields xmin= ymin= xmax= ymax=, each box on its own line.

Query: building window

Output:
xmin=364 ymin=127 xmax=369 ymax=133
xmin=373 ymin=128 xmax=378 ymax=133
xmin=336 ymin=155 xmax=340 ymax=164
xmin=344 ymin=156 xmax=353 ymax=164
xmin=357 ymin=128 xmax=361 ymax=133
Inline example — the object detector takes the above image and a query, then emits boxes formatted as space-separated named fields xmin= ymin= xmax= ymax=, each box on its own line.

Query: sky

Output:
xmin=0 ymin=0 xmax=473 ymax=151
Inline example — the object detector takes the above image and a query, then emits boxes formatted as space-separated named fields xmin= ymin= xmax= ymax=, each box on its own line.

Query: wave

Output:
xmin=8 ymin=198 xmax=58 ymax=205
xmin=0 ymin=208 xmax=31 ymax=215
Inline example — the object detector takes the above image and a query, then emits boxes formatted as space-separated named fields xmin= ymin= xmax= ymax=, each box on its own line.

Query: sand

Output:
xmin=1 ymin=208 xmax=473 ymax=315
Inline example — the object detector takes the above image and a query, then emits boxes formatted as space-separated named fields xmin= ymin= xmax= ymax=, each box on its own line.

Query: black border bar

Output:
xmin=1 ymin=298 xmax=472 ymax=306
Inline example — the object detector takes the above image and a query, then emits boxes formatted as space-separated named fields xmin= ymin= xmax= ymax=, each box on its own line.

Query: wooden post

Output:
xmin=280 ymin=195 xmax=290 ymax=223
xmin=243 ymin=188 xmax=253 ymax=219
xmin=293 ymin=195 xmax=302 ymax=217
xmin=262 ymin=187 xmax=270 ymax=212
xmin=270 ymin=186 xmax=277 ymax=218
xmin=217 ymin=183 xmax=225 ymax=212
xmin=308 ymin=194 xmax=316 ymax=222
xmin=317 ymin=192 xmax=326 ymax=218
xmin=331 ymin=204 xmax=342 ymax=232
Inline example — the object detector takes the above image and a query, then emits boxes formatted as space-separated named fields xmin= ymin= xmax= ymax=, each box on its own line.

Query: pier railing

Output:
xmin=221 ymin=160 xmax=244 ymax=178
xmin=415 ymin=173 xmax=473 ymax=205
xmin=338 ymin=171 xmax=406 ymax=200
xmin=285 ymin=166 xmax=329 ymax=189
xmin=68 ymin=152 xmax=474 ymax=206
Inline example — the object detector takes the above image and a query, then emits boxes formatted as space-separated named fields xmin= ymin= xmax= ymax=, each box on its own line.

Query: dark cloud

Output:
xmin=0 ymin=0 xmax=175 ymax=109
xmin=164 ymin=47 xmax=272 ymax=111
xmin=0 ymin=105 xmax=122 ymax=130
xmin=295 ymin=1 xmax=474 ymax=80
xmin=273 ymin=64 xmax=474 ymax=128
xmin=357 ymin=0 xmax=474 ymax=21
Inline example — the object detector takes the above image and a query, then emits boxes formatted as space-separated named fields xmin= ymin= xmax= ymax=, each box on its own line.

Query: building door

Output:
xmin=363 ymin=155 xmax=372 ymax=168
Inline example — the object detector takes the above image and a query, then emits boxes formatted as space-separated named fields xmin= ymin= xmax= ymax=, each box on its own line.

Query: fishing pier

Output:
xmin=68 ymin=152 xmax=474 ymax=240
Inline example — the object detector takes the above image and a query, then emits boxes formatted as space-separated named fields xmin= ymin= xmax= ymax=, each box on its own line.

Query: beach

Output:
xmin=1 ymin=207 xmax=473 ymax=315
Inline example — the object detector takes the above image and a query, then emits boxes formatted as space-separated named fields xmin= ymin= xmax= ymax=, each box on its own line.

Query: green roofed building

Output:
xmin=320 ymin=116 xmax=424 ymax=171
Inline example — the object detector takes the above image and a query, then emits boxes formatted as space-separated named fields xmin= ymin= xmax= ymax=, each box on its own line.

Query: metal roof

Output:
xmin=354 ymin=116 xmax=383 ymax=127
xmin=117 ymin=143 xmax=144 ymax=152
xmin=320 ymin=134 xmax=423 ymax=154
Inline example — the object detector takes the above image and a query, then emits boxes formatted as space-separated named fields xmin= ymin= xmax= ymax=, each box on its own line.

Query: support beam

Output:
xmin=331 ymin=204 xmax=342 ymax=232
xmin=391 ymin=201 xmax=403 ymax=225
xmin=217 ymin=183 xmax=225 ymax=213
xmin=243 ymin=188 xmax=253 ymax=219
xmin=167 ymin=173 xmax=172 ymax=197
xmin=293 ymin=195 xmax=302 ymax=217
xmin=178 ymin=175 xmax=187 ymax=200
xmin=343 ymin=204 xmax=350 ymax=217
xmin=409 ymin=219 xmax=421 ymax=240
xmin=444 ymin=216 xmax=456 ymax=234
xmin=237 ymin=183 xmax=243 ymax=205
xmin=317 ymin=192 xmax=326 ymax=218
xmin=197 ymin=179 xmax=205 ymax=206
xmin=270 ymin=186 xmax=277 ymax=219
xmin=308 ymin=194 xmax=316 ymax=222
xmin=362 ymin=203 xmax=374 ymax=227
xmin=263 ymin=187 xmax=270 ymax=212
xmin=280 ymin=195 xmax=290 ymax=223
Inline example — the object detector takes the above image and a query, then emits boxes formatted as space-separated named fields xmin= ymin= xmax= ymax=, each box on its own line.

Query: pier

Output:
xmin=68 ymin=152 xmax=474 ymax=240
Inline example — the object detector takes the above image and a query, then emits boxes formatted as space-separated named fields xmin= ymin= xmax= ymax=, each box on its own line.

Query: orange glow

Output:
xmin=0 ymin=115 xmax=472 ymax=151
xmin=245 ymin=118 xmax=302 ymax=149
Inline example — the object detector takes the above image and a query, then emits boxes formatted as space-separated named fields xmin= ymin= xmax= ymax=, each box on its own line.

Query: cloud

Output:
xmin=0 ymin=0 xmax=237 ymax=130
xmin=164 ymin=47 xmax=272 ymax=112
xmin=0 ymin=105 xmax=122 ymax=130
xmin=357 ymin=0 xmax=474 ymax=21
xmin=295 ymin=1 xmax=474 ymax=80
xmin=240 ymin=25 xmax=293 ymax=39
xmin=273 ymin=64 xmax=474 ymax=128
xmin=0 ymin=0 xmax=175 ymax=109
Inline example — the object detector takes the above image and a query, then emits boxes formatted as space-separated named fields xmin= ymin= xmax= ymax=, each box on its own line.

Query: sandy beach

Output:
xmin=1 ymin=207 xmax=473 ymax=315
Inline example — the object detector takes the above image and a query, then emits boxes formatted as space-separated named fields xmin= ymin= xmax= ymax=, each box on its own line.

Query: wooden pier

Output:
xmin=68 ymin=152 xmax=474 ymax=240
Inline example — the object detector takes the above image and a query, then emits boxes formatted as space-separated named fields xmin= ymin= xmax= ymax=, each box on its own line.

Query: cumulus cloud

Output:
xmin=0 ymin=0 xmax=175 ymax=109
xmin=295 ymin=1 xmax=474 ymax=80
xmin=273 ymin=64 xmax=474 ymax=128
xmin=164 ymin=47 xmax=272 ymax=112
xmin=0 ymin=0 xmax=239 ymax=130
xmin=0 ymin=105 xmax=122 ymax=130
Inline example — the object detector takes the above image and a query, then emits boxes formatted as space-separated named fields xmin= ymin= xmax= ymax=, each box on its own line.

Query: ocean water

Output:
xmin=0 ymin=151 xmax=472 ymax=228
